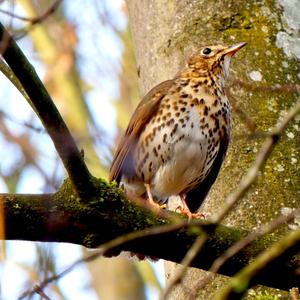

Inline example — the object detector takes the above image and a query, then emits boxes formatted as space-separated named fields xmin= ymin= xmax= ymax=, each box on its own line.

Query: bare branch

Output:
xmin=0 ymin=109 xmax=44 ymax=133
xmin=215 ymin=228 xmax=300 ymax=300
xmin=0 ymin=22 xmax=95 ymax=199
xmin=226 ymin=86 xmax=257 ymax=133
xmin=233 ymin=80 xmax=300 ymax=94
xmin=33 ymin=285 xmax=52 ymax=300
xmin=212 ymin=99 xmax=300 ymax=223
xmin=160 ymin=234 xmax=208 ymax=300
xmin=0 ymin=0 xmax=62 ymax=25
xmin=192 ymin=208 xmax=300 ymax=297
xmin=18 ymin=221 xmax=188 ymax=299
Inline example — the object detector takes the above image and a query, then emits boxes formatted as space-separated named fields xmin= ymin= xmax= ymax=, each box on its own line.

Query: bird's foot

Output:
xmin=144 ymin=183 xmax=167 ymax=212
xmin=175 ymin=206 xmax=204 ymax=221
xmin=147 ymin=199 xmax=167 ymax=210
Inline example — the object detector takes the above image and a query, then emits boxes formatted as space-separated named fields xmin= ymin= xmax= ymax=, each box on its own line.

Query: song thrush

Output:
xmin=110 ymin=42 xmax=246 ymax=218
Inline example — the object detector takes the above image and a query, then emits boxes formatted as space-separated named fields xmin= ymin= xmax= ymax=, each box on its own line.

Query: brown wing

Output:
xmin=185 ymin=136 xmax=229 ymax=213
xmin=109 ymin=79 xmax=174 ymax=183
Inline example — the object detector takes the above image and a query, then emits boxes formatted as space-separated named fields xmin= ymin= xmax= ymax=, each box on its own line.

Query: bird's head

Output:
xmin=186 ymin=42 xmax=247 ymax=79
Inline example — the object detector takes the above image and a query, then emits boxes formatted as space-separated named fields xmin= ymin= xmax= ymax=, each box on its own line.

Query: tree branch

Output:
xmin=191 ymin=208 xmax=300 ymax=297
xmin=212 ymin=99 xmax=300 ymax=223
xmin=1 ymin=179 xmax=299 ymax=291
xmin=0 ymin=0 xmax=62 ymax=25
xmin=0 ymin=22 xmax=95 ymax=199
xmin=215 ymin=228 xmax=300 ymax=300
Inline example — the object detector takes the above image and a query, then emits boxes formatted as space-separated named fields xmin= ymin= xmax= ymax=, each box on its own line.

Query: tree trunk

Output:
xmin=87 ymin=256 xmax=146 ymax=300
xmin=126 ymin=0 xmax=299 ymax=298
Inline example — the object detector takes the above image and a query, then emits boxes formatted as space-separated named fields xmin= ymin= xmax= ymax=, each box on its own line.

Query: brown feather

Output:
xmin=109 ymin=80 xmax=174 ymax=182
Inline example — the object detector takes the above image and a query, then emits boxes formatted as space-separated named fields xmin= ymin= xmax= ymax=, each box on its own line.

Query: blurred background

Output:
xmin=0 ymin=0 xmax=164 ymax=299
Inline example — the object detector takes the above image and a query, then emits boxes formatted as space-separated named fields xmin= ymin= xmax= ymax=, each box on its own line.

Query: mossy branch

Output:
xmin=1 ymin=179 xmax=299 ymax=291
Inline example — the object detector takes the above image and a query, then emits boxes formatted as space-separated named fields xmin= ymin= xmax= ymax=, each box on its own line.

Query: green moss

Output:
xmin=246 ymin=289 xmax=288 ymax=300
xmin=83 ymin=233 xmax=98 ymax=248
xmin=54 ymin=176 xmax=168 ymax=237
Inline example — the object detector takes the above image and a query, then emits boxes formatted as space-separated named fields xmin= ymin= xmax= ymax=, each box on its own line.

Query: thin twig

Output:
xmin=212 ymin=99 xmax=300 ymax=223
xmin=227 ymin=79 xmax=300 ymax=133
xmin=233 ymin=79 xmax=300 ymax=94
xmin=18 ymin=221 xmax=191 ymax=299
xmin=191 ymin=208 xmax=300 ymax=298
xmin=214 ymin=228 xmax=300 ymax=300
xmin=226 ymin=86 xmax=257 ymax=133
xmin=159 ymin=234 xmax=208 ymax=300
xmin=33 ymin=285 xmax=52 ymax=300
xmin=0 ymin=0 xmax=62 ymax=24
xmin=0 ymin=109 xmax=45 ymax=133
xmin=0 ymin=117 xmax=53 ymax=186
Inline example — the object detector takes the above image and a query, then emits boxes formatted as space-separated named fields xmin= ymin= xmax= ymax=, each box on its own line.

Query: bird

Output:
xmin=109 ymin=42 xmax=246 ymax=219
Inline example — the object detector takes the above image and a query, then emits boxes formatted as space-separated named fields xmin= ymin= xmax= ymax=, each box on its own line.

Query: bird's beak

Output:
xmin=223 ymin=42 xmax=247 ymax=57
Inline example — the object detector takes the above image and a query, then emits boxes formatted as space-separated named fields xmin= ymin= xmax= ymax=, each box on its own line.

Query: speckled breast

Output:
xmin=134 ymin=77 xmax=231 ymax=199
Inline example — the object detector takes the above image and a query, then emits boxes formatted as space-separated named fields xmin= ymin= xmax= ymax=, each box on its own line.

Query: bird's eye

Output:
xmin=202 ymin=48 xmax=212 ymax=55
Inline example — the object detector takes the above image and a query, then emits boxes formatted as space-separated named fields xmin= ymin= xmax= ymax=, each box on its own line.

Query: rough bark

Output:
xmin=87 ymin=256 xmax=146 ymax=300
xmin=126 ymin=0 xmax=300 ymax=298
